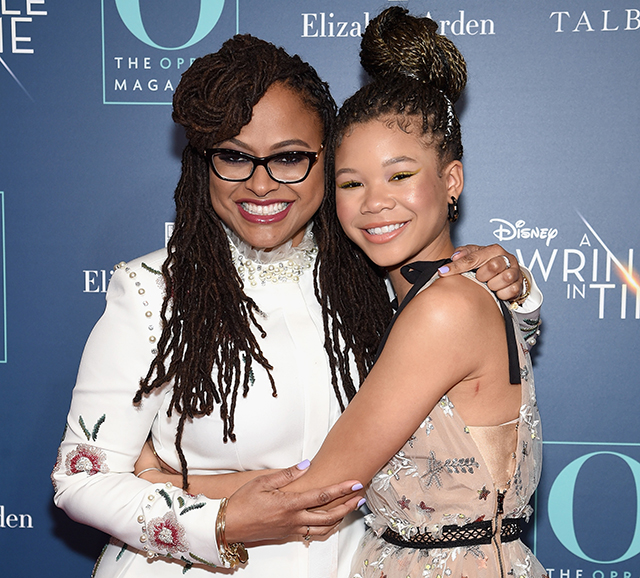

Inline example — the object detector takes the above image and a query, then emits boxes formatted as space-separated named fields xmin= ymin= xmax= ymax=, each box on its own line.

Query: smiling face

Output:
xmin=335 ymin=117 xmax=463 ymax=273
xmin=208 ymin=82 xmax=325 ymax=250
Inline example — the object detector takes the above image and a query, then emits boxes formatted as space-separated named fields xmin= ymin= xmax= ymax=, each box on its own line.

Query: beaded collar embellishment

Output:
xmin=226 ymin=224 xmax=318 ymax=287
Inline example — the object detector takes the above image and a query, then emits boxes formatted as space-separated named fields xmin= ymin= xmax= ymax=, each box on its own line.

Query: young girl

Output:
xmin=275 ymin=7 xmax=546 ymax=577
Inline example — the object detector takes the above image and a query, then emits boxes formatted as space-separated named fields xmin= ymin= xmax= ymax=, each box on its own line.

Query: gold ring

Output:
xmin=304 ymin=526 xmax=311 ymax=542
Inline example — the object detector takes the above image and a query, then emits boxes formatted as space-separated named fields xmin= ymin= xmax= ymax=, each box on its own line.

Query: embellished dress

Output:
xmin=350 ymin=265 xmax=546 ymax=578
xmin=52 ymin=227 xmax=364 ymax=578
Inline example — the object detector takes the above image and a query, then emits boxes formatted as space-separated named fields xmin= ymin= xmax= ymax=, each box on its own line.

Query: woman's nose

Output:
xmin=245 ymin=165 xmax=280 ymax=197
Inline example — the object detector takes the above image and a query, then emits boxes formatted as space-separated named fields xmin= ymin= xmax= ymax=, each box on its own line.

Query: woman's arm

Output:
xmin=53 ymin=255 xmax=226 ymax=566
xmin=133 ymin=430 xmax=365 ymax=542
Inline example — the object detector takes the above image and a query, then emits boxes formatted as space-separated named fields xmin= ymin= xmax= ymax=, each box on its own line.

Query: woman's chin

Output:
xmin=235 ymin=227 xmax=304 ymax=252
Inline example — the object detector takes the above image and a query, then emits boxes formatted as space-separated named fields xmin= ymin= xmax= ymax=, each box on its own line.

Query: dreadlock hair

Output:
xmin=133 ymin=34 xmax=392 ymax=489
xmin=334 ymin=6 xmax=467 ymax=167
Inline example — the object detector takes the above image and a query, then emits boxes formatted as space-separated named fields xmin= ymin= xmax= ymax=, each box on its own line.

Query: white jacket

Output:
xmin=53 ymin=239 xmax=363 ymax=577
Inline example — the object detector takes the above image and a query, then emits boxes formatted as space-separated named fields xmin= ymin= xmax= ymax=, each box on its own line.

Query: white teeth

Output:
xmin=241 ymin=202 xmax=289 ymax=215
xmin=366 ymin=222 xmax=406 ymax=235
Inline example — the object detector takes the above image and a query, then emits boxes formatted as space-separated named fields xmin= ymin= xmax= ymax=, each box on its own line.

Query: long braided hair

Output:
xmin=133 ymin=35 xmax=392 ymax=488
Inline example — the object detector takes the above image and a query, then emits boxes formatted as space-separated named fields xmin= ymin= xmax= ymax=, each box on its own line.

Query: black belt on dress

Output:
xmin=381 ymin=518 xmax=521 ymax=550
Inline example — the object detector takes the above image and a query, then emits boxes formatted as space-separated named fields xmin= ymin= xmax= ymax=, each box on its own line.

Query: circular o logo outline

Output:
xmin=115 ymin=0 xmax=225 ymax=50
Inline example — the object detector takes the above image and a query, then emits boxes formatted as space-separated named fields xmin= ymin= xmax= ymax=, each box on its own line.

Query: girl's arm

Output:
xmin=226 ymin=273 xmax=517 ymax=540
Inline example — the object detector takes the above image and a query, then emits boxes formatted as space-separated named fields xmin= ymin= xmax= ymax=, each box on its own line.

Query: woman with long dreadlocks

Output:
xmin=52 ymin=32 xmax=541 ymax=578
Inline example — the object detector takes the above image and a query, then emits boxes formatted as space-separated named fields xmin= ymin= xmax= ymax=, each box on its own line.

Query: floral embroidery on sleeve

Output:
xmin=65 ymin=443 xmax=109 ymax=476
xmin=146 ymin=511 xmax=189 ymax=555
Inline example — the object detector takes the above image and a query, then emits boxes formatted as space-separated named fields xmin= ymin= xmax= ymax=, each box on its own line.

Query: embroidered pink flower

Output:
xmin=65 ymin=444 xmax=109 ymax=476
xmin=147 ymin=511 xmax=190 ymax=554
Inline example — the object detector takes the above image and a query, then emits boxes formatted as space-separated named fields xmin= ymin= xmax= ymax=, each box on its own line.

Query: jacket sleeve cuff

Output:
xmin=511 ymin=267 xmax=543 ymax=347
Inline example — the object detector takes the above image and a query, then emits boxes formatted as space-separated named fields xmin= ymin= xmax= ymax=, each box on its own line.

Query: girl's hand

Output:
xmin=438 ymin=244 xmax=524 ymax=302
xmin=225 ymin=462 xmax=364 ymax=544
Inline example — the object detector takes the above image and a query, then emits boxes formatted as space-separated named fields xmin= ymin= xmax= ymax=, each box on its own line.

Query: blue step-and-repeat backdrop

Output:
xmin=1 ymin=1 xmax=639 ymax=576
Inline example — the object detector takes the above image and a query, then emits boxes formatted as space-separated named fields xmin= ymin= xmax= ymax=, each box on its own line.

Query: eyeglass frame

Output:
xmin=203 ymin=145 xmax=324 ymax=185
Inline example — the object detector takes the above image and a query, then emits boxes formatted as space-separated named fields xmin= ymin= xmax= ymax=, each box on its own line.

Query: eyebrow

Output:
xmin=335 ymin=155 xmax=418 ymax=178
xmin=382 ymin=155 xmax=417 ymax=167
xmin=222 ymin=137 xmax=314 ymax=152
xmin=335 ymin=167 xmax=356 ymax=178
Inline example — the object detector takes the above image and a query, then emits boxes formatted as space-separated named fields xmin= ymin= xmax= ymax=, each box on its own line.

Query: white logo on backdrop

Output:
xmin=103 ymin=0 xmax=235 ymax=104
xmin=83 ymin=222 xmax=172 ymax=293
xmin=0 ymin=505 xmax=33 ymax=528
xmin=0 ymin=0 xmax=48 ymax=101
xmin=491 ymin=219 xmax=558 ymax=247
xmin=492 ymin=213 xmax=639 ymax=319
xmin=550 ymin=9 xmax=640 ymax=33
xmin=301 ymin=10 xmax=496 ymax=38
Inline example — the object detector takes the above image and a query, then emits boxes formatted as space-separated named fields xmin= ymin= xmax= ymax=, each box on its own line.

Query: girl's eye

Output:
xmin=337 ymin=180 xmax=362 ymax=189
xmin=390 ymin=171 xmax=419 ymax=182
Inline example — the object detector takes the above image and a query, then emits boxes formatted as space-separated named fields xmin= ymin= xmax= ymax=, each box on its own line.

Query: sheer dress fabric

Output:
xmin=350 ymin=272 xmax=545 ymax=578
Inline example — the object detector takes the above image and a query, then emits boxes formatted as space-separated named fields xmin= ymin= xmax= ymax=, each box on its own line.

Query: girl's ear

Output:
xmin=444 ymin=160 xmax=464 ymax=200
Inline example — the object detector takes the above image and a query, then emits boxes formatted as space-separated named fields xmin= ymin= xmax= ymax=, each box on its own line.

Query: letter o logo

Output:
xmin=548 ymin=451 xmax=640 ymax=563
xmin=115 ymin=0 xmax=225 ymax=50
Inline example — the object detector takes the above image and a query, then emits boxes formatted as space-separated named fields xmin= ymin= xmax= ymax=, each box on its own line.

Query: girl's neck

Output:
xmin=387 ymin=241 xmax=455 ymax=302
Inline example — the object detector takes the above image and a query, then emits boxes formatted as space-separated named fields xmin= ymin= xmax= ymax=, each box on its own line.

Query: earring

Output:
xmin=447 ymin=196 xmax=459 ymax=222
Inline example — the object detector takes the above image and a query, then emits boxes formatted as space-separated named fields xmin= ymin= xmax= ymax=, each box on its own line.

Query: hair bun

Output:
xmin=360 ymin=6 xmax=467 ymax=103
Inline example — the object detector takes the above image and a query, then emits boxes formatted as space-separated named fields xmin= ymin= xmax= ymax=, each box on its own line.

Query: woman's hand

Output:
xmin=438 ymin=244 xmax=524 ymax=302
xmin=225 ymin=462 xmax=364 ymax=544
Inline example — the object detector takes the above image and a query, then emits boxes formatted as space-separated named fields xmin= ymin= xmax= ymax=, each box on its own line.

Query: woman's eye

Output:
xmin=218 ymin=153 xmax=250 ymax=165
xmin=337 ymin=180 xmax=362 ymax=189
xmin=390 ymin=171 xmax=418 ymax=181
xmin=272 ymin=154 xmax=305 ymax=167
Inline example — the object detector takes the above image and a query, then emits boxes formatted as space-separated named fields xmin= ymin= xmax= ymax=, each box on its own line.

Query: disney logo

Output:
xmin=490 ymin=219 xmax=558 ymax=247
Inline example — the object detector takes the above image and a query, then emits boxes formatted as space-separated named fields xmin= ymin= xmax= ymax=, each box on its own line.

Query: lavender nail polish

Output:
xmin=357 ymin=498 xmax=367 ymax=508
xmin=351 ymin=483 xmax=363 ymax=491
xmin=296 ymin=459 xmax=311 ymax=470
xmin=438 ymin=265 xmax=450 ymax=274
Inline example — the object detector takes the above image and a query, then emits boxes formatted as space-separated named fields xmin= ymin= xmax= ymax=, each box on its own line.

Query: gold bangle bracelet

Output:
xmin=215 ymin=497 xmax=248 ymax=568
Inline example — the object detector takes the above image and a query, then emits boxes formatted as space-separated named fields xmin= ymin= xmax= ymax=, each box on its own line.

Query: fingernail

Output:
xmin=296 ymin=459 xmax=311 ymax=470
xmin=351 ymin=483 xmax=363 ymax=491
xmin=438 ymin=266 xmax=450 ymax=274
xmin=357 ymin=498 xmax=367 ymax=508
xmin=451 ymin=251 xmax=461 ymax=258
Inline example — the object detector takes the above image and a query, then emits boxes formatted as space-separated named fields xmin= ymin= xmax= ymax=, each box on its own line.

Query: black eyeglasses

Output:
xmin=204 ymin=146 xmax=323 ymax=184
